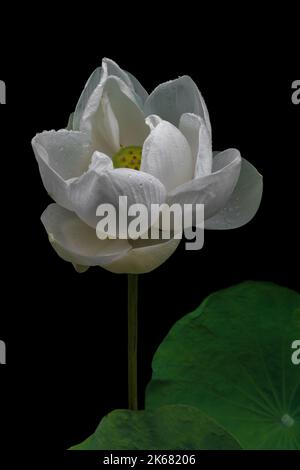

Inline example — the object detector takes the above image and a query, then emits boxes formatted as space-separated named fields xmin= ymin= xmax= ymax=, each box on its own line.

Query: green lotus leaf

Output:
xmin=70 ymin=405 xmax=241 ymax=450
xmin=146 ymin=282 xmax=300 ymax=450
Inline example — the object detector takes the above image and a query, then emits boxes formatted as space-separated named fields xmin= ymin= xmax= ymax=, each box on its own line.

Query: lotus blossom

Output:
xmin=32 ymin=58 xmax=263 ymax=274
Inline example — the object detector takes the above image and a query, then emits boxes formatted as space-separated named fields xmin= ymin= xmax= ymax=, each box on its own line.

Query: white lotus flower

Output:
xmin=32 ymin=58 xmax=262 ymax=274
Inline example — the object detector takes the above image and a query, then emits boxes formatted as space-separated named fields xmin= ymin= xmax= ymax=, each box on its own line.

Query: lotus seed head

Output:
xmin=113 ymin=146 xmax=142 ymax=170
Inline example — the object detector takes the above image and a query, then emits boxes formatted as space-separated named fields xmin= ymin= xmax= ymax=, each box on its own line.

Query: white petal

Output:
xmin=102 ymin=59 xmax=148 ymax=107
xmin=96 ymin=87 xmax=120 ymax=153
xmin=103 ymin=76 xmax=149 ymax=148
xmin=126 ymin=71 xmax=149 ymax=105
xmin=88 ymin=151 xmax=114 ymax=172
xmin=71 ymin=165 xmax=167 ymax=228
xmin=73 ymin=264 xmax=90 ymax=273
xmin=167 ymin=149 xmax=241 ymax=220
xmin=32 ymin=130 xmax=94 ymax=210
xmin=80 ymin=83 xmax=120 ymax=155
xmin=73 ymin=58 xmax=133 ymax=133
xmin=104 ymin=236 xmax=181 ymax=274
xmin=81 ymin=76 xmax=148 ymax=154
xmin=66 ymin=112 xmax=74 ymax=130
xmin=205 ymin=158 xmax=263 ymax=230
xmin=145 ymin=76 xmax=211 ymax=136
xmin=102 ymin=58 xmax=134 ymax=88
xmin=179 ymin=113 xmax=212 ymax=178
xmin=41 ymin=203 xmax=130 ymax=267
xmin=145 ymin=114 xmax=162 ymax=130
xmin=73 ymin=67 xmax=102 ymax=130
xmin=141 ymin=117 xmax=194 ymax=192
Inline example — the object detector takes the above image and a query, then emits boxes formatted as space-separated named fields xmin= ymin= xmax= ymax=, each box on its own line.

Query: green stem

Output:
xmin=128 ymin=274 xmax=138 ymax=410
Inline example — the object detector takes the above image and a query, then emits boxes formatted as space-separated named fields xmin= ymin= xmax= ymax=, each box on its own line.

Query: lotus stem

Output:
xmin=128 ymin=274 xmax=138 ymax=410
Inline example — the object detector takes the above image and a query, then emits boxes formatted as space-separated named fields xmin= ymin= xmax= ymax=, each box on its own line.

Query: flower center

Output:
xmin=112 ymin=146 xmax=142 ymax=170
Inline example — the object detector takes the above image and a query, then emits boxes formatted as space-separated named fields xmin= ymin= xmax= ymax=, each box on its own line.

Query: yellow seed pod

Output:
xmin=112 ymin=146 xmax=142 ymax=170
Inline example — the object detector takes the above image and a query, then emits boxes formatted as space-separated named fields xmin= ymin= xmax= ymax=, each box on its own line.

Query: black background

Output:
xmin=0 ymin=9 xmax=299 ymax=466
